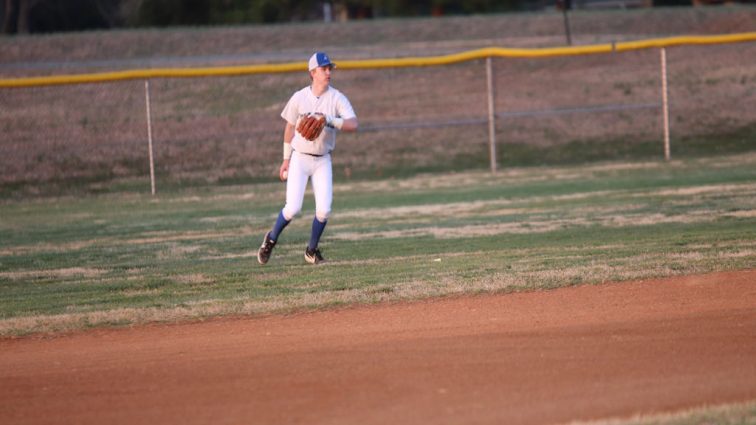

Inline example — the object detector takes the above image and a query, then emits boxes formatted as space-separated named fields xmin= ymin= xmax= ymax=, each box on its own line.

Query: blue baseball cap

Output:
xmin=308 ymin=52 xmax=335 ymax=71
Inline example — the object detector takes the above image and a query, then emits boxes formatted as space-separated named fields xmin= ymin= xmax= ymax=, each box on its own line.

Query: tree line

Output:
xmin=0 ymin=0 xmax=543 ymax=34
xmin=2 ymin=0 xmax=713 ymax=35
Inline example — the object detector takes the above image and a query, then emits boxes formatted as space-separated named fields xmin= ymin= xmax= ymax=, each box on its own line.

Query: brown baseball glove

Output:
xmin=297 ymin=113 xmax=326 ymax=141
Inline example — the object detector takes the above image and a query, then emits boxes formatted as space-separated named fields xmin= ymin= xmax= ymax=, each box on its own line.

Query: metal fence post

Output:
xmin=486 ymin=56 xmax=498 ymax=173
xmin=660 ymin=47 xmax=671 ymax=162
xmin=145 ymin=80 xmax=156 ymax=195
xmin=562 ymin=6 xmax=572 ymax=46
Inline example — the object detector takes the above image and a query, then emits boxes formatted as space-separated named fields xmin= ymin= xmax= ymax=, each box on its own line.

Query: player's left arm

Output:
xmin=322 ymin=115 xmax=358 ymax=132
xmin=327 ymin=93 xmax=358 ymax=132
xmin=339 ymin=116 xmax=358 ymax=132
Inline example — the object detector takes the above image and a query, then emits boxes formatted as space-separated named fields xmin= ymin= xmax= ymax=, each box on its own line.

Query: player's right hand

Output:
xmin=279 ymin=160 xmax=290 ymax=182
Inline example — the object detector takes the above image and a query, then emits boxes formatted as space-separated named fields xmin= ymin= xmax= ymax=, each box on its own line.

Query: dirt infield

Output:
xmin=2 ymin=270 xmax=755 ymax=425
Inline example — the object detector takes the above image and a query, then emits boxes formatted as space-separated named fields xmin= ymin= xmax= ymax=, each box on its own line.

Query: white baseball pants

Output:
xmin=282 ymin=151 xmax=332 ymax=222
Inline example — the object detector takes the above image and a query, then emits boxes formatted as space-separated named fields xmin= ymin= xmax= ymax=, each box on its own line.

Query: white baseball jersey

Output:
xmin=281 ymin=85 xmax=356 ymax=156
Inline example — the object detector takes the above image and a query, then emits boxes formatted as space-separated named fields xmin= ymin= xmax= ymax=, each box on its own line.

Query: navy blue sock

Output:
xmin=269 ymin=211 xmax=290 ymax=241
xmin=308 ymin=217 xmax=328 ymax=250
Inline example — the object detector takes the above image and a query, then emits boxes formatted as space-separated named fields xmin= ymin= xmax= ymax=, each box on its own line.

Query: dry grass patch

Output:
xmin=597 ymin=211 xmax=719 ymax=227
xmin=332 ymin=206 xmax=746 ymax=241
xmin=565 ymin=400 xmax=756 ymax=425
xmin=167 ymin=188 xmax=283 ymax=204
xmin=336 ymin=170 xmax=490 ymax=193
xmin=336 ymin=200 xmax=538 ymax=221
xmin=199 ymin=215 xmax=254 ymax=224
xmin=201 ymin=251 xmax=257 ymax=260
xmin=121 ymin=288 xmax=161 ymax=298
xmin=0 ymin=240 xmax=107 ymax=256
xmin=157 ymin=244 xmax=203 ymax=260
xmin=725 ymin=209 xmax=756 ymax=218
xmin=583 ymin=162 xmax=665 ymax=173
xmin=1 ymin=230 xmax=253 ymax=257
xmin=332 ymin=219 xmax=586 ymax=240
xmin=127 ymin=229 xmax=253 ymax=245
xmin=0 ymin=267 xmax=105 ymax=281
xmin=650 ymin=182 xmax=756 ymax=197
xmin=173 ymin=273 xmax=214 ymax=286
xmin=699 ymin=151 xmax=756 ymax=168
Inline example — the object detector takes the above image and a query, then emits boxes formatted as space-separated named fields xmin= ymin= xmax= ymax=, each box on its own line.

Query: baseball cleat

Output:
xmin=304 ymin=247 xmax=324 ymax=264
xmin=257 ymin=231 xmax=276 ymax=265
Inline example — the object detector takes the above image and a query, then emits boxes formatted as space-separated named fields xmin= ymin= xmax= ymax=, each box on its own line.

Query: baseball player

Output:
xmin=257 ymin=52 xmax=358 ymax=265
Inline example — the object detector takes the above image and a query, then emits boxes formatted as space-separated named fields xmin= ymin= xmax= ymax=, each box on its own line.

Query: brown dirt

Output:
xmin=1 ymin=270 xmax=755 ymax=425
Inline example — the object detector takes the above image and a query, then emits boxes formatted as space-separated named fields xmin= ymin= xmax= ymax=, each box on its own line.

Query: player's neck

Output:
xmin=310 ymin=83 xmax=329 ymax=98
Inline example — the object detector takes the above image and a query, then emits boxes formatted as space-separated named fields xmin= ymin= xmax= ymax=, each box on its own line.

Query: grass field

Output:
xmin=1 ymin=151 xmax=754 ymax=336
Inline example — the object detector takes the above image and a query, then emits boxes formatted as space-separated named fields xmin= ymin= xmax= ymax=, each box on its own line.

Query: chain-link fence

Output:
xmin=1 ymin=32 xmax=754 ymax=197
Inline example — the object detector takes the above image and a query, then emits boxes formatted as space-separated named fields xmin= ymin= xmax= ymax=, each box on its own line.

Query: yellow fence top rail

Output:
xmin=1 ymin=32 xmax=755 ymax=88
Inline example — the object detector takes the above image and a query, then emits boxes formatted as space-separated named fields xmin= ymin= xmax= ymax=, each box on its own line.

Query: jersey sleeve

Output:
xmin=335 ymin=92 xmax=356 ymax=120
xmin=280 ymin=92 xmax=300 ymax=125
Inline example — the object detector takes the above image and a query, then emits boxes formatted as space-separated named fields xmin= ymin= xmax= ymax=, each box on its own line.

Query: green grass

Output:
xmin=1 ymin=152 xmax=755 ymax=336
